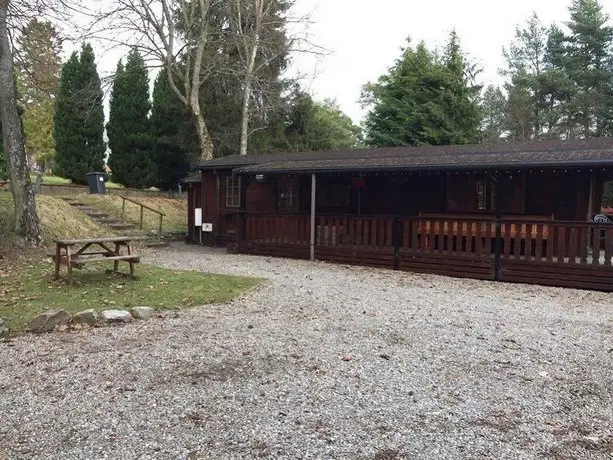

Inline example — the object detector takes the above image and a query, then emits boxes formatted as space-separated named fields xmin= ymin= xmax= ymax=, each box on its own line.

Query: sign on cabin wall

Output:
xmin=195 ymin=208 xmax=202 ymax=226
xmin=202 ymin=223 xmax=213 ymax=232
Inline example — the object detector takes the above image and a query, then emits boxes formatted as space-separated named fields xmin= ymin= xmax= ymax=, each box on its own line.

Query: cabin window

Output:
xmin=278 ymin=180 xmax=298 ymax=211
xmin=476 ymin=178 xmax=496 ymax=211
xmin=226 ymin=176 xmax=240 ymax=208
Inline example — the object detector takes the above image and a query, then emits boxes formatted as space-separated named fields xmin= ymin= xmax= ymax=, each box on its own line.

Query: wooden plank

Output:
xmin=371 ymin=219 xmax=378 ymax=249
xmin=466 ymin=221 xmax=473 ymax=256
xmin=55 ymin=236 xmax=143 ymax=245
xmin=411 ymin=220 xmax=419 ymax=251
xmin=592 ymin=226 xmax=601 ymax=265
xmin=546 ymin=226 xmax=555 ymax=262
xmin=513 ymin=224 xmax=521 ymax=258
xmin=557 ymin=226 xmax=566 ymax=263
xmin=475 ymin=221 xmax=483 ymax=256
xmin=503 ymin=223 xmax=511 ymax=258
xmin=568 ymin=227 xmax=578 ymax=264
xmin=535 ymin=224 xmax=543 ymax=262
xmin=483 ymin=222 xmax=492 ymax=257
xmin=525 ymin=224 xmax=533 ymax=260
xmin=72 ymin=255 xmax=140 ymax=263
xmin=606 ymin=228 xmax=613 ymax=266
xmin=579 ymin=226 xmax=588 ymax=264
xmin=386 ymin=219 xmax=393 ymax=247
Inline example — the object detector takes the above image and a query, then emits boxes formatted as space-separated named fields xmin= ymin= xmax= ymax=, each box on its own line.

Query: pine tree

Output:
xmin=150 ymin=72 xmax=197 ymax=190
xmin=565 ymin=0 xmax=613 ymax=137
xmin=78 ymin=44 xmax=105 ymax=176
xmin=362 ymin=35 xmax=482 ymax=147
xmin=481 ymin=85 xmax=508 ymax=143
xmin=53 ymin=52 xmax=84 ymax=182
xmin=107 ymin=49 xmax=153 ymax=188
xmin=53 ymin=45 xmax=105 ymax=184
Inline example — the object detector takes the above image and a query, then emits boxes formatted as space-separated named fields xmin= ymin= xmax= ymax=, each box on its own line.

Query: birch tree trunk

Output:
xmin=239 ymin=41 xmax=259 ymax=156
xmin=0 ymin=0 xmax=42 ymax=244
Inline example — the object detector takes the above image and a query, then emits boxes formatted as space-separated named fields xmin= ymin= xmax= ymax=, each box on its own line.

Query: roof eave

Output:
xmin=236 ymin=159 xmax=613 ymax=175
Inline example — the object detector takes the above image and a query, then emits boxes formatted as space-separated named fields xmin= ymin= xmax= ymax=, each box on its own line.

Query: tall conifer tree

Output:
xmin=53 ymin=44 xmax=105 ymax=184
xmin=107 ymin=49 xmax=153 ymax=188
xmin=150 ymin=72 xmax=196 ymax=190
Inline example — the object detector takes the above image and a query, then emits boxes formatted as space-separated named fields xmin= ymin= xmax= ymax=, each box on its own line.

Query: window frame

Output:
xmin=278 ymin=179 xmax=299 ymax=212
xmin=475 ymin=177 xmax=497 ymax=212
xmin=225 ymin=176 xmax=240 ymax=208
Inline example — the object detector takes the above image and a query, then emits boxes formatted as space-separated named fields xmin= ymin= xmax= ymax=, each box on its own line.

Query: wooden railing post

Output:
xmin=139 ymin=206 xmax=144 ymax=229
xmin=121 ymin=197 xmax=126 ymax=219
xmin=159 ymin=215 xmax=163 ymax=234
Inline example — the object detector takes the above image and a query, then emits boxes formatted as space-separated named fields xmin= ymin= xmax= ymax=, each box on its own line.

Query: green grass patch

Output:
xmin=0 ymin=253 xmax=260 ymax=337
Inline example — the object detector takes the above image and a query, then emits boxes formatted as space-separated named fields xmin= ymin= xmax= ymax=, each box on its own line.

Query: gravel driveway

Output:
xmin=1 ymin=243 xmax=612 ymax=459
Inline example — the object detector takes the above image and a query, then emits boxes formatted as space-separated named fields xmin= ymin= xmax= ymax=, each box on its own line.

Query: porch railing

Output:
xmin=242 ymin=213 xmax=613 ymax=290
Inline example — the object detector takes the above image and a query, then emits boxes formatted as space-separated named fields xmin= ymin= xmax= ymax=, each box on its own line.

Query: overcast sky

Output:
xmin=86 ymin=0 xmax=613 ymax=124
xmin=286 ymin=0 xmax=613 ymax=124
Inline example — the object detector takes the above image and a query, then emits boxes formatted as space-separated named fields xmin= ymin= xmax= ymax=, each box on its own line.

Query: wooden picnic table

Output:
xmin=52 ymin=236 xmax=141 ymax=282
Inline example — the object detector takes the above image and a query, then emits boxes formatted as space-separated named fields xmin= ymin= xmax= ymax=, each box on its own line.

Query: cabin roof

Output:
xmin=194 ymin=138 xmax=613 ymax=174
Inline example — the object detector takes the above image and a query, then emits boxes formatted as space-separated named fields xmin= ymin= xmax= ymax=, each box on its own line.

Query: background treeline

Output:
xmin=2 ymin=0 xmax=612 ymax=191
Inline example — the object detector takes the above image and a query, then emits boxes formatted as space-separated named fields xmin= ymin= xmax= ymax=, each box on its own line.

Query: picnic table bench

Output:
xmin=52 ymin=236 xmax=141 ymax=282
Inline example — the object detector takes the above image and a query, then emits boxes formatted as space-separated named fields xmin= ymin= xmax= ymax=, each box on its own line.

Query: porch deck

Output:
xmin=243 ymin=214 xmax=613 ymax=291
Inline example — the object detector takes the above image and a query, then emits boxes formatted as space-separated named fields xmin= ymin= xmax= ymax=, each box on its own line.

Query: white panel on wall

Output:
xmin=195 ymin=208 xmax=202 ymax=227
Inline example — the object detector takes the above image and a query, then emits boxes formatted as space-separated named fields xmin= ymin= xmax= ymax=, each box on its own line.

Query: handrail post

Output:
xmin=121 ymin=197 xmax=126 ymax=220
xmin=159 ymin=215 xmax=163 ymax=234
xmin=139 ymin=206 xmax=144 ymax=229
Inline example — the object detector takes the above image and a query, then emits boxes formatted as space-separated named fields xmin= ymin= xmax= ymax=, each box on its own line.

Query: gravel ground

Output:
xmin=1 ymin=243 xmax=613 ymax=460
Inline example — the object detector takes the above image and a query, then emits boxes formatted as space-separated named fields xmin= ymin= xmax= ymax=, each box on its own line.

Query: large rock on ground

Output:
xmin=27 ymin=310 xmax=70 ymax=334
xmin=72 ymin=309 xmax=99 ymax=326
xmin=129 ymin=306 xmax=155 ymax=320
xmin=100 ymin=310 xmax=133 ymax=324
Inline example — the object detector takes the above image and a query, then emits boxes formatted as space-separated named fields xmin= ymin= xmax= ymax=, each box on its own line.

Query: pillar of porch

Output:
xmin=236 ymin=174 xmax=248 ymax=253
xmin=310 ymin=173 xmax=316 ymax=261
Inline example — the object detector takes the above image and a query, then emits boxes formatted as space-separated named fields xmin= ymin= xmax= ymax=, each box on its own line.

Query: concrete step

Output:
xmin=84 ymin=212 xmax=110 ymax=218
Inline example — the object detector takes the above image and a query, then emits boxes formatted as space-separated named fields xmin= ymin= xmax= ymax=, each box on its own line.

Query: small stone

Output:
xmin=379 ymin=353 xmax=391 ymax=360
xmin=100 ymin=310 xmax=133 ymax=324
xmin=73 ymin=309 xmax=99 ymax=326
xmin=27 ymin=310 xmax=70 ymax=334
xmin=129 ymin=306 xmax=155 ymax=320
xmin=342 ymin=356 xmax=353 ymax=362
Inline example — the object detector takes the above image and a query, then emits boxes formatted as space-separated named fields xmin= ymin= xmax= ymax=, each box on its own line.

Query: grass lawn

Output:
xmin=0 ymin=252 xmax=260 ymax=337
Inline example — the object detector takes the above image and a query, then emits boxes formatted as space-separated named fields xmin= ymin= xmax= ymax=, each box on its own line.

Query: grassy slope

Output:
xmin=0 ymin=191 xmax=114 ymax=245
xmin=0 ymin=253 xmax=260 ymax=337
xmin=78 ymin=194 xmax=187 ymax=234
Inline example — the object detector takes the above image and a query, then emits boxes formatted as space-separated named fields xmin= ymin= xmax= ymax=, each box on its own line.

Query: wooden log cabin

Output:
xmin=186 ymin=138 xmax=613 ymax=291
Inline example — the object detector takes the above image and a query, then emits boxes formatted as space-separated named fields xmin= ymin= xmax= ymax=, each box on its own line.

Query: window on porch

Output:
xmin=226 ymin=176 xmax=240 ymax=208
xmin=278 ymin=180 xmax=298 ymax=211
xmin=476 ymin=178 xmax=497 ymax=212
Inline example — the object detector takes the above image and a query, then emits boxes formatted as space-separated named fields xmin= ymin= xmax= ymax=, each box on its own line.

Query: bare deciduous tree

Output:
xmin=0 ymin=0 xmax=41 ymax=244
xmin=98 ymin=0 xmax=219 ymax=160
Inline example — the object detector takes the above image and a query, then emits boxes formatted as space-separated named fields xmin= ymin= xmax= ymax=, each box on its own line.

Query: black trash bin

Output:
xmin=86 ymin=172 xmax=106 ymax=194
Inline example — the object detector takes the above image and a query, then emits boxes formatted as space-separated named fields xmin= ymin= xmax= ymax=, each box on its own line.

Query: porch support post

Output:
xmin=236 ymin=174 xmax=247 ymax=253
xmin=491 ymin=171 xmax=502 ymax=281
xmin=587 ymin=175 xmax=595 ymax=221
xmin=310 ymin=173 xmax=316 ymax=261
xmin=215 ymin=171 xmax=221 ymax=246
